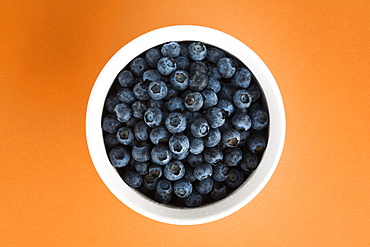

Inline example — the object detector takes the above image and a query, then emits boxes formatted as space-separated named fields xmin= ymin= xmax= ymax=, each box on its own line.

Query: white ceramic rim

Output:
xmin=86 ymin=25 xmax=286 ymax=225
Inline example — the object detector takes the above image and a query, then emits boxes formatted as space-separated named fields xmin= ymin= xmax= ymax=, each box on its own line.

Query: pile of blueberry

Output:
xmin=102 ymin=41 xmax=269 ymax=207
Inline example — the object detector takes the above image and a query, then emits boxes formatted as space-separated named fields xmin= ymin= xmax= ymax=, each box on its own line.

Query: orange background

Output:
xmin=1 ymin=0 xmax=369 ymax=246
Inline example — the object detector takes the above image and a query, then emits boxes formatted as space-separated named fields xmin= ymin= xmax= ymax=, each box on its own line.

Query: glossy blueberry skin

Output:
xmin=143 ymin=69 xmax=161 ymax=83
xmin=155 ymin=191 xmax=172 ymax=204
xmin=187 ymin=153 xmax=204 ymax=167
xmin=184 ymin=166 xmax=196 ymax=183
xmin=165 ymin=112 xmax=187 ymax=134
xmin=148 ymin=81 xmax=168 ymax=100
xmin=164 ymin=161 xmax=185 ymax=181
xmin=104 ymin=133 xmax=120 ymax=149
xmin=247 ymin=83 xmax=261 ymax=102
xmin=184 ymin=92 xmax=204 ymax=112
xmin=151 ymin=144 xmax=172 ymax=165
xmin=143 ymin=173 xmax=160 ymax=190
xmin=134 ymin=120 xmax=149 ymax=141
xmin=109 ymin=146 xmax=131 ymax=168
xmin=224 ymin=147 xmax=242 ymax=166
xmin=217 ymin=57 xmax=237 ymax=78
xmin=169 ymin=133 xmax=189 ymax=156
xmin=183 ymin=191 xmax=202 ymax=207
xmin=190 ymin=118 xmax=210 ymax=138
xmin=211 ymin=182 xmax=228 ymax=200
xmin=207 ymin=47 xmax=225 ymax=63
xmin=116 ymin=70 xmax=134 ymax=88
xmin=134 ymin=161 xmax=150 ymax=175
xmin=189 ymin=136 xmax=204 ymax=155
xmin=123 ymin=171 xmax=143 ymax=188
xmin=170 ymin=70 xmax=189 ymax=91
xmin=133 ymin=80 xmax=150 ymax=101
xmin=193 ymin=163 xmax=213 ymax=181
xmin=233 ymin=89 xmax=252 ymax=109
xmin=180 ymin=42 xmax=189 ymax=56
xmin=173 ymin=179 xmax=193 ymax=198
xmin=131 ymin=101 xmax=148 ymax=119
xmin=161 ymin=41 xmax=181 ymax=58
xmin=206 ymin=76 xmax=221 ymax=93
xmin=231 ymin=112 xmax=252 ymax=131
xmin=207 ymin=66 xmax=222 ymax=80
xmin=212 ymin=163 xmax=229 ymax=182
xmin=156 ymin=179 xmax=173 ymax=196
xmin=148 ymin=99 xmax=164 ymax=109
xmin=146 ymin=48 xmax=162 ymax=68
xmin=218 ymin=82 xmax=236 ymax=101
xmin=232 ymin=67 xmax=252 ymax=89
xmin=174 ymin=56 xmax=190 ymax=71
xmin=206 ymin=107 xmax=226 ymax=128
xmin=188 ymin=42 xmax=207 ymax=61
xmin=225 ymin=168 xmax=244 ymax=189
xmin=250 ymin=109 xmax=269 ymax=130
xmin=165 ymin=97 xmax=185 ymax=112
xmin=172 ymin=150 xmax=189 ymax=161
xmin=117 ymin=88 xmax=135 ymax=105
xmin=148 ymin=164 xmax=163 ymax=179
xmin=203 ymin=128 xmax=221 ymax=148
xmin=217 ymin=99 xmax=234 ymax=117
xmin=203 ymin=147 xmax=223 ymax=165
xmin=130 ymin=57 xmax=148 ymax=77
xmin=194 ymin=177 xmax=214 ymax=195
xmin=189 ymin=61 xmax=208 ymax=74
xmin=150 ymin=126 xmax=170 ymax=145
xmin=105 ymin=95 xmax=120 ymax=113
xmin=113 ymin=103 xmax=132 ymax=123
xmin=238 ymin=130 xmax=251 ymax=147
xmin=102 ymin=114 xmax=122 ymax=133
xmin=157 ymin=57 xmax=177 ymax=75
xmin=131 ymin=143 xmax=151 ymax=162
xmin=143 ymin=107 xmax=163 ymax=128
xmin=222 ymin=129 xmax=241 ymax=148
xmin=201 ymin=88 xmax=218 ymax=109
xmin=189 ymin=71 xmax=208 ymax=91
xmin=164 ymin=84 xmax=178 ymax=100
xmin=116 ymin=127 xmax=134 ymax=145
xmin=240 ymin=152 xmax=259 ymax=172
xmin=247 ymin=134 xmax=267 ymax=154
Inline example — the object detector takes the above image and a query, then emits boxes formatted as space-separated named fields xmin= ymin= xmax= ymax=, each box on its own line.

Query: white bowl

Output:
xmin=86 ymin=25 xmax=286 ymax=225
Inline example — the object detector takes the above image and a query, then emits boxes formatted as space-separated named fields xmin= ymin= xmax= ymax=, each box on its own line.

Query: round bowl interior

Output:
xmin=86 ymin=25 xmax=286 ymax=225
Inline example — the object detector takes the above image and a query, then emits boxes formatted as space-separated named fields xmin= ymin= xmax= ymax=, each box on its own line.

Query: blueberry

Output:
xmin=170 ymin=70 xmax=189 ymax=91
xmin=193 ymin=163 xmax=213 ymax=181
xmin=125 ymin=117 xmax=139 ymax=129
xmin=131 ymin=143 xmax=151 ymax=162
xmin=238 ymin=130 xmax=251 ymax=147
xmin=117 ymin=88 xmax=136 ymax=105
xmin=225 ymin=168 xmax=244 ymax=189
xmin=207 ymin=47 xmax=225 ymax=63
xmin=231 ymin=112 xmax=252 ymax=131
xmin=102 ymin=114 xmax=122 ymax=133
xmin=116 ymin=127 xmax=134 ymax=145
xmin=217 ymin=99 xmax=234 ymax=117
xmin=205 ymin=107 xmax=226 ymax=128
xmin=165 ymin=112 xmax=187 ymax=134
xmin=207 ymin=65 xmax=222 ymax=80
xmin=164 ymin=161 xmax=185 ymax=181
xmin=105 ymin=95 xmax=120 ymax=113
xmin=169 ymin=133 xmax=189 ymax=156
xmin=143 ymin=69 xmax=161 ymax=83
xmin=134 ymin=161 xmax=150 ymax=175
xmin=150 ymin=126 xmax=170 ymax=145
xmin=233 ymin=89 xmax=252 ymax=109
xmin=201 ymin=89 xmax=218 ymax=109
xmin=143 ymin=173 xmax=160 ymax=190
xmin=164 ymin=84 xmax=178 ymax=100
xmin=250 ymin=109 xmax=269 ymax=130
xmin=188 ymin=42 xmax=207 ymax=61
xmin=184 ymin=166 xmax=196 ymax=183
xmin=123 ymin=171 xmax=143 ymax=188
xmin=212 ymin=163 xmax=229 ymax=182
xmin=113 ymin=103 xmax=132 ymax=123
xmin=203 ymin=128 xmax=221 ymax=148
xmin=183 ymin=191 xmax=202 ymax=207
xmin=104 ymin=133 xmax=120 ymax=149
xmin=130 ymin=57 xmax=148 ymax=77
xmin=189 ymin=136 xmax=204 ymax=155
xmin=218 ymin=82 xmax=236 ymax=101
xmin=240 ymin=152 xmax=259 ymax=172
xmin=232 ymin=68 xmax=251 ymax=89
xmin=184 ymin=92 xmax=204 ymax=112
xmin=189 ymin=71 xmax=208 ymax=91
xmin=131 ymin=101 xmax=149 ymax=119
xmin=218 ymin=119 xmax=232 ymax=134
xmin=148 ymin=164 xmax=163 ymax=180
xmin=247 ymin=134 xmax=267 ymax=154
xmin=133 ymin=80 xmax=150 ymax=100
xmin=161 ymin=41 xmax=181 ymax=58
xmin=151 ymin=144 xmax=172 ymax=165
xmin=146 ymin=48 xmax=162 ymax=68
xmin=156 ymin=179 xmax=173 ymax=196
xmin=148 ymin=99 xmax=164 ymax=109
xmin=157 ymin=57 xmax=177 ymax=75
xmin=194 ymin=177 xmax=213 ymax=195
xmin=155 ymin=191 xmax=172 ymax=204
xmin=180 ymin=42 xmax=189 ymax=56
xmin=144 ymin=107 xmax=163 ymax=128
xmin=217 ymin=57 xmax=237 ymax=78
xmin=206 ymin=76 xmax=221 ymax=93
xmin=247 ymin=83 xmax=261 ymax=102
xmin=173 ymin=179 xmax=193 ymax=198
xmin=224 ymin=147 xmax=242 ymax=166
xmin=190 ymin=118 xmax=210 ymax=138
xmin=189 ymin=61 xmax=208 ymax=74
xmin=210 ymin=182 xmax=228 ymax=200
xmin=222 ymin=129 xmax=241 ymax=147
xmin=165 ymin=97 xmax=185 ymax=112
xmin=187 ymin=153 xmax=203 ymax=167
xmin=109 ymin=146 xmax=131 ymax=168
xmin=148 ymin=81 xmax=168 ymax=100
xmin=172 ymin=150 xmax=189 ymax=161
xmin=134 ymin=120 xmax=149 ymax=141
xmin=203 ymin=147 xmax=223 ymax=165
xmin=116 ymin=70 xmax=134 ymax=88
xmin=174 ymin=56 xmax=190 ymax=71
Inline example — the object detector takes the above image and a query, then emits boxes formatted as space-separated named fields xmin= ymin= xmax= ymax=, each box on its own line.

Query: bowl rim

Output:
xmin=86 ymin=25 xmax=286 ymax=225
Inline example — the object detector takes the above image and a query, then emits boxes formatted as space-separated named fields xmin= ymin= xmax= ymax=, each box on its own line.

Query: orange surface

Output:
xmin=1 ymin=0 xmax=369 ymax=246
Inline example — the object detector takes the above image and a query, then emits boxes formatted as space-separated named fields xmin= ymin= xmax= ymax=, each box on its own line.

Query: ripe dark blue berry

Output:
xmin=114 ymin=103 xmax=132 ymax=123
xmin=165 ymin=112 xmax=187 ymax=134
xmin=161 ymin=41 xmax=181 ymax=58
xmin=207 ymin=47 xmax=225 ymax=63
xmin=233 ymin=89 xmax=252 ymax=109
xmin=206 ymin=76 xmax=221 ymax=93
xmin=116 ymin=127 xmax=134 ymax=145
xmin=217 ymin=99 xmax=234 ymax=117
xmin=124 ymin=171 xmax=143 ymax=188
xmin=231 ymin=112 xmax=252 ymax=131
xmin=247 ymin=134 xmax=267 ymax=154
xmin=134 ymin=161 xmax=150 ymax=175
xmin=143 ymin=173 xmax=159 ymax=190
xmin=155 ymin=191 xmax=172 ymax=204
xmin=105 ymin=95 xmax=120 ymax=113
xmin=146 ymin=48 xmax=161 ymax=68
xmin=169 ymin=133 xmax=189 ymax=156
xmin=247 ymin=83 xmax=261 ymax=102
xmin=203 ymin=128 xmax=221 ymax=148
xmin=131 ymin=143 xmax=151 ymax=162
xmin=144 ymin=107 xmax=163 ymax=128
xmin=205 ymin=107 xmax=226 ymax=128
xmin=222 ymin=129 xmax=241 ymax=147
xmin=194 ymin=177 xmax=213 ymax=195
xmin=212 ymin=163 xmax=229 ymax=182
xmin=193 ymin=163 xmax=213 ymax=181
xmin=174 ymin=56 xmax=190 ymax=71
xmin=240 ymin=152 xmax=259 ymax=172
xmin=201 ymin=89 xmax=218 ymax=109
xmin=211 ymin=182 xmax=228 ymax=200
xmin=225 ymin=168 xmax=244 ymax=189
xmin=173 ymin=179 xmax=193 ymax=198
xmin=117 ymin=88 xmax=135 ymax=105
xmin=232 ymin=67 xmax=251 ymax=89
xmin=188 ymin=42 xmax=207 ymax=61
xmin=131 ymin=101 xmax=148 ymax=119
xmin=104 ymin=133 xmax=120 ymax=149
xmin=148 ymin=164 xmax=163 ymax=179
xmin=183 ymin=191 xmax=202 ymax=207
xmin=109 ymin=146 xmax=131 ymax=168
xmin=151 ymin=145 xmax=172 ymax=165
xmin=164 ymin=161 xmax=185 ymax=181
xmin=102 ymin=114 xmax=122 ymax=133
xmin=184 ymin=92 xmax=204 ymax=112
xmin=157 ymin=57 xmax=177 ymax=75
xmin=170 ymin=70 xmax=189 ymax=91
xmin=250 ymin=109 xmax=269 ymax=130
xmin=165 ymin=97 xmax=185 ymax=112
xmin=187 ymin=153 xmax=203 ymax=167
xmin=217 ymin=57 xmax=237 ymax=78
xmin=189 ymin=61 xmax=208 ymax=74
xmin=134 ymin=120 xmax=149 ymax=141
xmin=117 ymin=70 xmax=134 ymax=88
xmin=189 ymin=136 xmax=204 ymax=155
xmin=148 ymin=81 xmax=168 ymax=100
xmin=203 ymin=147 xmax=223 ymax=165
xmin=149 ymin=126 xmax=170 ymax=145
xmin=189 ymin=71 xmax=208 ymax=91
xmin=156 ymin=179 xmax=173 ymax=196
xmin=130 ymin=57 xmax=148 ymax=77
xmin=190 ymin=118 xmax=209 ymax=138
xmin=143 ymin=69 xmax=161 ymax=83
xmin=133 ymin=80 xmax=150 ymax=101
xmin=224 ymin=147 xmax=242 ymax=166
